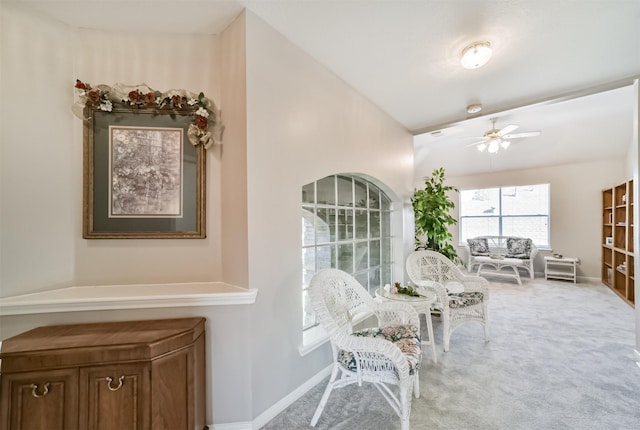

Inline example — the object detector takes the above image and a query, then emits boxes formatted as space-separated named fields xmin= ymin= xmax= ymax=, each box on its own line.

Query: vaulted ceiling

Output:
xmin=13 ymin=0 xmax=640 ymax=177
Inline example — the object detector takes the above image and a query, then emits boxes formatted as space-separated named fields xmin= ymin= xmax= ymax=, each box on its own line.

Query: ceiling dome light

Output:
xmin=467 ymin=103 xmax=482 ymax=114
xmin=461 ymin=41 xmax=492 ymax=69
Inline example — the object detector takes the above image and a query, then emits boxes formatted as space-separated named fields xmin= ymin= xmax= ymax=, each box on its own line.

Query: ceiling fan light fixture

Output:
xmin=477 ymin=143 xmax=487 ymax=152
xmin=461 ymin=41 xmax=492 ymax=69
xmin=488 ymin=139 xmax=500 ymax=153
xmin=500 ymin=140 xmax=511 ymax=149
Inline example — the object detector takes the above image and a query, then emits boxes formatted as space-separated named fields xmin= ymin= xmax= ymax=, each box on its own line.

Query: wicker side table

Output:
xmin=544 ymin=256 xmax=579 ymax=283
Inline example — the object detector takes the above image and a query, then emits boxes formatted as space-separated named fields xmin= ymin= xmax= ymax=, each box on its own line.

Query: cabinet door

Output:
xmin=151 ymin=346 xmax=192 ymax=430
xmin=0 ymin=368 xmax=78 ymax=430
xmin=79 ymin=363 xmax=150 ymax=430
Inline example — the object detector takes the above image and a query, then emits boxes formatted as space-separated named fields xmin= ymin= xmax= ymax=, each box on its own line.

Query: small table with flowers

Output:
xmin=375 ymin=285 xmax=438 ymax=363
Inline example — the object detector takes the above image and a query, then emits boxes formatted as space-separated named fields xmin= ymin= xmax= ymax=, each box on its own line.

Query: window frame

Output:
xmin=302 ymin=175 xmax=393 ymax=334
xmin=458 ymin=183 xmax=551 ymax=248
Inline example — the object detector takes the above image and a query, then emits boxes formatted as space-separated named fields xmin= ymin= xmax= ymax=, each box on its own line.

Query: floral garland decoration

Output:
xmin=72 ymin=80 xmax=223 ymax=149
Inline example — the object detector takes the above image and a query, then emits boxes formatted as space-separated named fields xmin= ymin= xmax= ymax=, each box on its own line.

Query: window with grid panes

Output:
xmin=302 ymin=175 xmax=393 ymax=331
xmin=459 ymin=183 xmax=550 ymax=248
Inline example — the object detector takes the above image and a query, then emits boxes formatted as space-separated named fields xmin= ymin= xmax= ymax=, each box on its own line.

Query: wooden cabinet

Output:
xmin=0 ymin=318 xmax=207 ymax=430
xmin=602 ymin=180 xmax=635 ymax=306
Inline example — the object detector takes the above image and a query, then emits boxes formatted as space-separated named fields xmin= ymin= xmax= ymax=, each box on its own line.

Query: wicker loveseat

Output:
xmin=465 ymin=236 xmax=537 ymax=285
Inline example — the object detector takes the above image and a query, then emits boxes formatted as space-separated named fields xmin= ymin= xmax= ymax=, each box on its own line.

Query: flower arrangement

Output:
xmin=72 ymin=80 xmax=223 ymax=149
xmin=390 ymin=282 xmax=422 ymax=297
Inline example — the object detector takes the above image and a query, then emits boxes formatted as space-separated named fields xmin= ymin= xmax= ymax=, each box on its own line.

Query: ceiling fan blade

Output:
xmin=497 ymin=124 xmax=519 ymax=136
xmin=464 ymin=139 xmax=489 ymax=148
xmin=503 ymin=131 xmax=541 ymax=139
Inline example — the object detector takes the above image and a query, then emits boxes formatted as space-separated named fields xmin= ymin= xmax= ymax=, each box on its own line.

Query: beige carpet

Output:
xmin=261 ymin=277 xmax=640 ymax=429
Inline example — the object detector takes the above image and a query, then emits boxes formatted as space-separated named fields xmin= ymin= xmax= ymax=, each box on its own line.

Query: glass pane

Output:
xmin=502 ymin=184 xmax=549 ymax=215
xmin=302 ymin=208 xmax=315 ymax=246
xmin=369 ymin=267 xmax=381 ymax=293
xmin=337 ymin=176 xmax=353 ymax=207
xmin=317 ymin=245 xmax=333 ymax=270
xmin=381 ymin=210 xmax=390 ymax=238
xmin=302 ymin=182 xmax=314 ymax=204
xmin=370 ymin=240 xmax=380 ymax=266
xmin=355 ymin=242 xmax=368 ymax=271
xmin=354 ymin=271 xmax=369 ymax=294
xmin=502 ymin=216 xmax=549 ymax=247
xmin=381 ymin=238 xmax=392 ymax=264
xmin=460 ymin=217 xmax=499 ymax=242
xmin=354 ymin=179 xmax=367 ymax=208
xmin=338 ymin=243 xmax=353 ymax=272
xmin=460 ymin=188 xmax=500 ymax=216
xmin=381 ymin=264 xmax=392 ymax=287
xmin=368 ymin=185 xmax=380 ymax=209
xmin=370 ymin=211 xmax=380 ymax=238
xmin=317 ymin=176 xmax=335 ymax=205
xmin=355 ymin=209 xmax=368 ymax=239
xmin=337 ymin=208 xmax=353 ymax=241
xmin=380 ymin=192 xmax=391 ymax=211
xmin=302 ymin=290 xmax=316 ymax=329
xmin=302 ymin=175 xmax=396 ymax=333
xmin=302 ymin=247 xmax=315 ymax=286
xmin=316 ymin=208 xmax=335 ymax=243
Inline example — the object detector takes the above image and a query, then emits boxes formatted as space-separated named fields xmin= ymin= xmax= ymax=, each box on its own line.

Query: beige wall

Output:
xmin=447 ymin=159 xmax=627 ymax=280
xmin=242 ymin=10 xmax=415 ymax=416
xmin=1 ymin=3 xmax=76 ymax=295
xmin=0 ymin=3 xmax=415 ymax=426
xmin=0 ymin=3 xmax=224 ymax=297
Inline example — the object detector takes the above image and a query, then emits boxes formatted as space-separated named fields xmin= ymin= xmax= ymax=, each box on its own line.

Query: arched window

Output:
xmin=302 ymin=174 xmax=393 ymax=332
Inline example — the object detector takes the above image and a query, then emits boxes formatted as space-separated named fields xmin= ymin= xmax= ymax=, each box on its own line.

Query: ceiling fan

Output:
xmin=469 ymin=117 xmax=541 ymax=153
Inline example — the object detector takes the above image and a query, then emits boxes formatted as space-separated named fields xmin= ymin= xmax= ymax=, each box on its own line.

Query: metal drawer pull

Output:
xmin=30 ymin=383 xmax=50 ymax=398
xmin=105 ymin=376 xmax=125 ymax=391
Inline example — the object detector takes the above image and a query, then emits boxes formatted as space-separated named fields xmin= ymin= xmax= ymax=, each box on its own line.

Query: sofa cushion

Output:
xmin=506 ymin=237 xmax=532 ymax=258
xmin=337 ymin=325 xmax=421 ymax=375
xmin=448 ymin=291 xmax=484 ymax=309
xmin=467 ymin=237 xmax=490 ymax=256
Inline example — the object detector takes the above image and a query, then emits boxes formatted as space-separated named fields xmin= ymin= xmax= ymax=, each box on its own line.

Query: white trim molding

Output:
xmin=0 ymin=282 xmax=258 ymax=316
xmin=250 ymin=364 xmax=332 ymax=429
xmin=212 ymin=422 xmax=253 ymax=430
xmin=209 ymin=364 xmax=331 ymax=430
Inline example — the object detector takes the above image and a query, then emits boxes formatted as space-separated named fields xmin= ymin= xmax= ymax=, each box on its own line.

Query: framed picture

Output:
xmin=83 ymin=107 xmax=206 ymax=238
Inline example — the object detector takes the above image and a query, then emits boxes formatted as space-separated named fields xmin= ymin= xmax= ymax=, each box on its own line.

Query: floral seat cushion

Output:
xmin=337 ymin=325 xmax=421 ymax=375
xmin=448 ymin=291 xmax=484 ymax=309
xmin=467 ymin=237 xmax=490 ymax=256
xmin=506 ymin=237 xmax=532 ymax=258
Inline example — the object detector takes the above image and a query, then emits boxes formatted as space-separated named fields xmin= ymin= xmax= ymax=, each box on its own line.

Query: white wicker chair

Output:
xmin=406 ymin=250 xmax=490 ymax=352
xmin=308 ymin=269 xmax=422 ymax=430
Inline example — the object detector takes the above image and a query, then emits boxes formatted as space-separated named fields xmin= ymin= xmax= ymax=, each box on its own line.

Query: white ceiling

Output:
xmin=12 ymin=0 xmax=640 ymax=177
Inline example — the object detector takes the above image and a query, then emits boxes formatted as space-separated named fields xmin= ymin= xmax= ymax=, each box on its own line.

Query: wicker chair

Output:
xmin=406 ymin=250 xmax=490 ymax=352
xmin=308 ymin=269 xmax=422 ymax=430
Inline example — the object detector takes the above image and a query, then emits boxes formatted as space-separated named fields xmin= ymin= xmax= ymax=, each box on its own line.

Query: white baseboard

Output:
xmin=211 ymin=364 xmax=332 ymax=430
xmin=211 ymin=422 xmax=253 ymax=430
xmin=578 ymin=276 xmax=602 ymax=285
xmin=251 ymin=364 xmax=332 ymax=429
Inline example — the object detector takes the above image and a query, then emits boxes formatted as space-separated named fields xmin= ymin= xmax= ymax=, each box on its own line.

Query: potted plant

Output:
xmin=411 ymin=167 xmax=461 ymax=264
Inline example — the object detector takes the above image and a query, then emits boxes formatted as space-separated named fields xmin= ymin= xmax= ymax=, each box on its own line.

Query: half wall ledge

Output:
xmin=0 ymin=282 xmax=258 ymax=316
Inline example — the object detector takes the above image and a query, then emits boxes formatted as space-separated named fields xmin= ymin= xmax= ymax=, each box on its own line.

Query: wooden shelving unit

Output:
xmin=602 ymin=180 xmax=634 ymax=306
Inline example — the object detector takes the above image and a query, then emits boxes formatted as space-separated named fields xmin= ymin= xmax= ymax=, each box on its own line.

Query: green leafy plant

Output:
xmin=411 ymin=167 xmax=461 ymax=264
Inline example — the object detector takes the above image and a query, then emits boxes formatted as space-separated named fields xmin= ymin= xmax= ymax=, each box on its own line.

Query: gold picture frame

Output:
xmin=83 ymin=106 xmax=206 ymax=239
